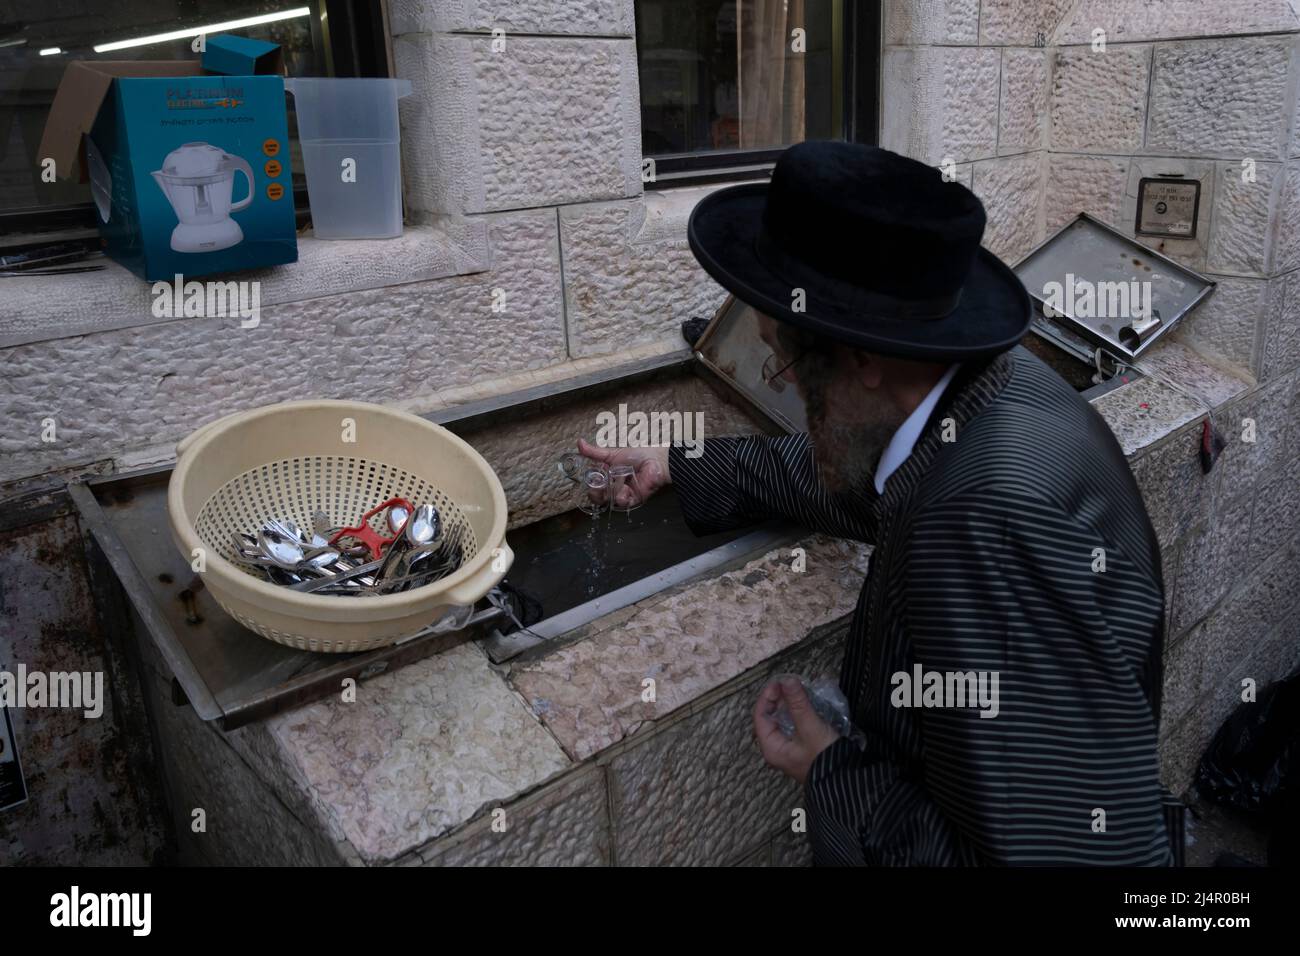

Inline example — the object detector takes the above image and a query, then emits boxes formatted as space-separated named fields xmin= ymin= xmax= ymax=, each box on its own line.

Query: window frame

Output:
xmin=640 ymin=0 xmax=880 ymax=188
xmin=0 ymin=0 xmax=392 ymax=242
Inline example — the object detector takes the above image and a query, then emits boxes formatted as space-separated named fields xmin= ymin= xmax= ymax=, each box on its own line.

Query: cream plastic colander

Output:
xmin=167 ymin=400 xmax=512 ymax=653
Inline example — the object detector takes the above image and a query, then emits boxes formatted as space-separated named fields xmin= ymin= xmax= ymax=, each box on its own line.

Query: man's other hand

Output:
xmin=576 ymin=438 xmax=672 ymax=509
xmin=752 ymin=677 xmax=838 ymax=785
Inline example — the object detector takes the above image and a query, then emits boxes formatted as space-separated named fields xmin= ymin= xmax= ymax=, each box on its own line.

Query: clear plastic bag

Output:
xmin=771 ymin=673 xmax=862 ymax=743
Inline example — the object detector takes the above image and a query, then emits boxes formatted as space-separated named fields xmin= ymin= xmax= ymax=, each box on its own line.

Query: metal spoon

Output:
xmin=258 ymin=529 xmax=308 ymax=570
xmin=376 ymin=503 xmax=438 ymax=584
xmin=387 ymin=503 xmax=411 ymax=535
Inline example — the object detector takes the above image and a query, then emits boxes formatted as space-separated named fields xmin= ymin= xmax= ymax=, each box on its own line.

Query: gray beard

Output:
xmin=803 ymin=387 xmax=907 ymax=497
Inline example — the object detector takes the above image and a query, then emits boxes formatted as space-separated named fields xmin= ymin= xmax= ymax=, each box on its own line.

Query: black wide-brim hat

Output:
xmin=687 ymin=142 xmax=1032 ymax=360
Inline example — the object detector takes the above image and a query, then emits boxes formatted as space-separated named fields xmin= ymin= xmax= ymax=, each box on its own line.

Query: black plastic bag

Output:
xmin=1197 ymin=669 xmax=1299 ymax=816
xmin=1197 ymin=669 xmax=1300 ymax=865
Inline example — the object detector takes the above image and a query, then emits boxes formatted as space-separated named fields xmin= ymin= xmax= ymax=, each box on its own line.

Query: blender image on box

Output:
xmin=151 ymin=143 xmax=255 ymax=253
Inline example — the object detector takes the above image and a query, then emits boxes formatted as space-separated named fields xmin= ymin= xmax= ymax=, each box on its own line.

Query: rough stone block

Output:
xmin=733 ymin=844 xmax=772 ymax=866
xmin=1090 ymin=375 xmax=1206 ymax=458
xmin=1157 ymin=710 xmax=1200 ymax=797
xmin=396 ymin=34 xmax=641 ymax=215
xmin=1050 ymin=46 xmax=1150 ymax=153
xmin=884 ymin=0 xmax=980 ymax=44
xmin=1168 ymin=494 xmax=1255 ymax=636
xmin=998 ymin=49 xmax=1049 ymax=154
xmin=461 ymin=373 xmax=766 ymax=528
xmin=1208 ymin=161 xmax=1278 ymax=276
xmin=1044 ymin=154 xmax=1129 ymax=232
xmin=972 ymin=153 xmax=1044 ymax=262
xmin=266 ymin=643 xmax=571 ymax=863
xmin=395 ymin=33 xmax=485 ymax=215
xmin=1270 ymin=162 xmax=1300 ymax=276
xmin=1127 ymin=420 xmax=1211 ymax=550
xmin=604 ymin=626 xmax=846 ymax=866
xmin=881 ymin=46 xmax=1000 ymax=166
xmin=1147 ymin=38 xmax=1291 ymax=158
xmin=1171 ymin=276 xmax=1264 ymax=372
xmin=1209 ymin=374 xmax=1295 ymax=499
xmin=416 ymin=767 xmax=611 ymax=866
xmin=143 ymin=665 xmax=347 ymax=866
xmin=474 ymin=36 xmax=641 ymax=210
xmin=1247 ymin=455 xmax=1300 ymax=567
xmin=390 ymin=0 xmax=635 ymax=36
xmin=560 ymin=189 xmax=729 ymax=358
xmin=1055 ymin=0 xmax=1300 ymax=45
xmin=1246 ymin=616 xmax=1300 ymax=693
xmin=1195 ymin=542 xmax=1300 ymax=717
xmin=1261 ymin=269 xmax=1300 ymax=382
xmin=1161 ymin=623 xmax=1205 ymax=732
xmin=511 ymin=537 xmax=869 ymax=760
xmin=1132 ymin=340 xmax=1251 ymax=410
xmin=981 ymin=0 xmax=1074 ymax=45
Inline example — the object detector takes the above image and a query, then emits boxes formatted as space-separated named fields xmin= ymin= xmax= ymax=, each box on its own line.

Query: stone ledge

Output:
xmin=508 ymin=535 xmax=870 ymax=761
xmin=0 ymin=220 xmax=489 ymax=349
xmin=1090 ymin=373 xmax=1208 ymax=457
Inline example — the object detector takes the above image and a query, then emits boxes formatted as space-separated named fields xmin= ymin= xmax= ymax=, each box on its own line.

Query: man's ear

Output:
xmin=847 ymin=348 xmax=884 ymax=389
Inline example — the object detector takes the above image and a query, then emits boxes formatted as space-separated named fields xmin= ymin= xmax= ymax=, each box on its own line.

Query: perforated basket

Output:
xmin=167 ymin=400 xmax=512 ymax=653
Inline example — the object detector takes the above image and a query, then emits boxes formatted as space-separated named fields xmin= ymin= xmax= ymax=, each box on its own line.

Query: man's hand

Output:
xmin=752 ymin=677 xmax=839 ymax=785
xmin=576 ymin=438 xmax=671 ymax=509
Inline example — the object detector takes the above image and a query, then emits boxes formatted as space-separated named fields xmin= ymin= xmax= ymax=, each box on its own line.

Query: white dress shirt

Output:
xmin=873 ymin=363 xmax=961 ymax=494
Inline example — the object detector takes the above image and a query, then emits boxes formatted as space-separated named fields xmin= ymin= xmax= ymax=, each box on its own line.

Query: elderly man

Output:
xmin=579 ymin=142 xmax=1178 ymax=866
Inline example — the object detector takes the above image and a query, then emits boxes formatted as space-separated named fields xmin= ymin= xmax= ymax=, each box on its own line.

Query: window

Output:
xmin=0 ymin=0 xmax=390 ymax=237
xmin=634 ymin=0 xmax=878 ymax=184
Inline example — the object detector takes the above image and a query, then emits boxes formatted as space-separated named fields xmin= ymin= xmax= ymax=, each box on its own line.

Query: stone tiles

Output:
xmin=509 ymin=536 xmax=871 ymax=760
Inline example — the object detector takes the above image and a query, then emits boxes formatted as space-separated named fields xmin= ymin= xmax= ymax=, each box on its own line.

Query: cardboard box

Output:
xmin=39 ymin=38 xmax=297 ymax=281
xmin=200 ymin=34 xmax=284 ymax=77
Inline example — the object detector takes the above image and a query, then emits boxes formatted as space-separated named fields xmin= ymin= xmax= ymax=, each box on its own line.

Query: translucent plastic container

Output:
xmin=284 ymin=78 xmax=413 ymax=240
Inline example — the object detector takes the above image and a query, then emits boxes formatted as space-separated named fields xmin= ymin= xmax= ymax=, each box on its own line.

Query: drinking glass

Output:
xmin=558 ymin=452 xmax=609 ymax=516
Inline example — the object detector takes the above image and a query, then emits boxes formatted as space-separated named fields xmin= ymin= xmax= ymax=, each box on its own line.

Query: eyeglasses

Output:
xmin=761 ymin=349 xmax=805 ymax=392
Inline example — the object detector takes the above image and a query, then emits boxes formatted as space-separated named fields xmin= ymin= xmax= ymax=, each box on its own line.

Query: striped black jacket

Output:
xmin=669 ymin=346 xmax=1174 ymax=865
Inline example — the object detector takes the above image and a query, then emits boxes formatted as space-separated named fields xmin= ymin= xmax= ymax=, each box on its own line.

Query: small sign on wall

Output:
xmin=1135 ymin=177 xmax=1201 ymax=239
xmin=0 ymin=703 xmax=27 ymax=812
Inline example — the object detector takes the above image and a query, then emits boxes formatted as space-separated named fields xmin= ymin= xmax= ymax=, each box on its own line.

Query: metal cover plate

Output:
xmin=1013 ymin=213 xmax=1216 ymax=360
xmin=694 ymin=295 xmax=808 ymax=434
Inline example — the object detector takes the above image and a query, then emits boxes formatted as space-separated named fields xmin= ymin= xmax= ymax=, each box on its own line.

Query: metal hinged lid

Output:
xmin=1013 ymin=213 xmax=1216 ymax=362
xmin=693 ymin=295 xmax=808 ymax=434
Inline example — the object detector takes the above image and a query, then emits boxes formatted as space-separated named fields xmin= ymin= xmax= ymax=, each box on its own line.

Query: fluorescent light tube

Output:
xmin=93 ymin=7 xmax=310 ymax=54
